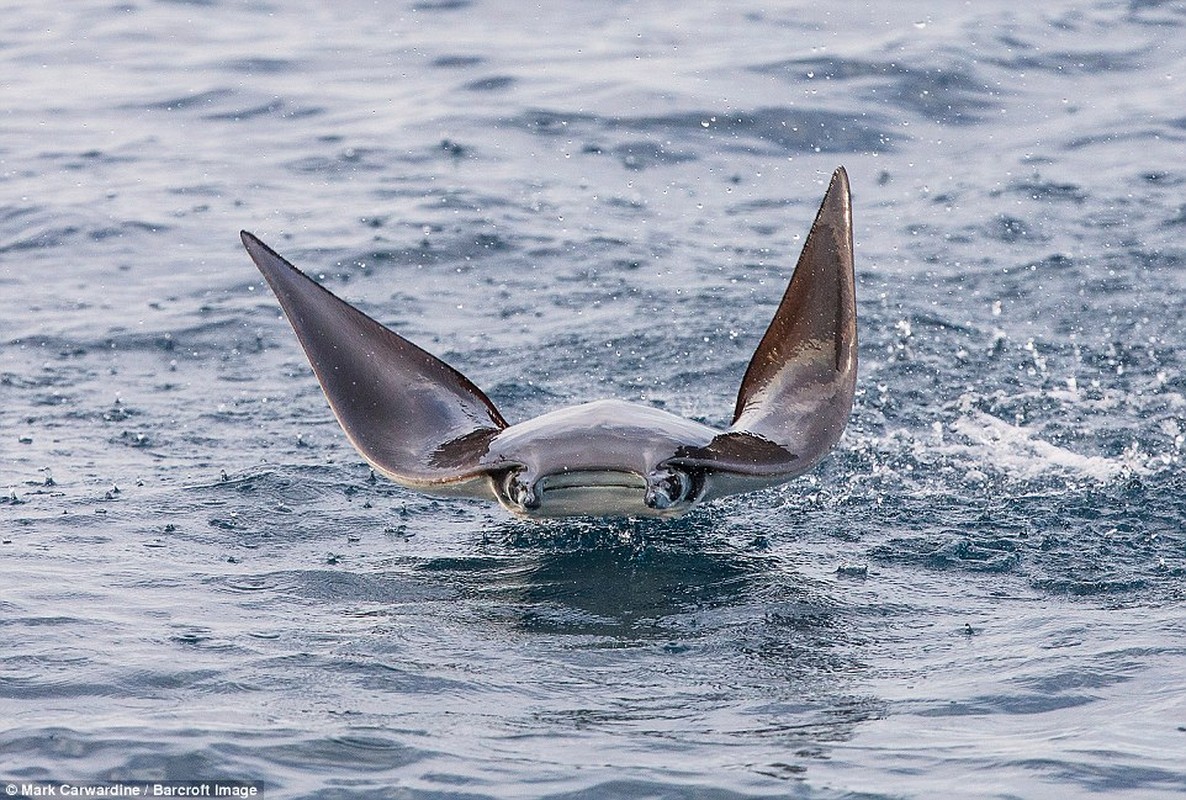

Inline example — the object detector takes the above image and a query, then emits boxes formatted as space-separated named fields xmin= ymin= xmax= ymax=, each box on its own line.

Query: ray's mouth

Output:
xmin=539 ymin=470 xmax=648 ymax=492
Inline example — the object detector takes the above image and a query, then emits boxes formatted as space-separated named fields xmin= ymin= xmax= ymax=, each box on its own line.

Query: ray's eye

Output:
xmin=645 ymin=468 xmax=693 ymax=510
xmin=501 ymin=471 xmax=540 ymax=511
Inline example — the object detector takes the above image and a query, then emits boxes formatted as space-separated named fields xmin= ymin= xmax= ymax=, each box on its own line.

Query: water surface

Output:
xmin=2 ymin=1 xmax=1185 ymax=797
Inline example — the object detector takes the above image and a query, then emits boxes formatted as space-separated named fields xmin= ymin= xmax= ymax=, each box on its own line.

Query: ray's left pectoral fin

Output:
xmin=706 ymin=167 xmax=858 ymax=486
xmin=241 ymin=231 xmax=507 ymax=493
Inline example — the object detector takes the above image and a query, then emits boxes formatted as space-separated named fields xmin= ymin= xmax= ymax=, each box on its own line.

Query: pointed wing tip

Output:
xmin=239 ymin=230 xmax=296 ymax=282
xmin=811 ymin=167 xmax=852 ymax=243
xmin=240 ymin=229 xmax=272 ymax=260
xmin=825 ymin=166 xmax=851 ymax=211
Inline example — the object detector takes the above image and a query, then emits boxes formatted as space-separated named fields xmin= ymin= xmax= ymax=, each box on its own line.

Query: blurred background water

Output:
xmin=2 ymin=1 xmax=1185 ymax=797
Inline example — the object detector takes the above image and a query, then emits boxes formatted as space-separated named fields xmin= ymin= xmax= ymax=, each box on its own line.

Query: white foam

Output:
xmin=946 ymin=410 xmax=1145 ymax=482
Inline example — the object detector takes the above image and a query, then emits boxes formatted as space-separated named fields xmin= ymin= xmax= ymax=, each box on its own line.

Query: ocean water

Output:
xmin=2 ymin=0 xmax=1185 ymax=797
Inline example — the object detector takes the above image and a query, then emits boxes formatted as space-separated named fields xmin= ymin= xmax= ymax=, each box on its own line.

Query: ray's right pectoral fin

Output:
xmin=241 ymin=231 xmax=507 ymax=494
xmin=718 ymin=167 xmax=858 ymax=481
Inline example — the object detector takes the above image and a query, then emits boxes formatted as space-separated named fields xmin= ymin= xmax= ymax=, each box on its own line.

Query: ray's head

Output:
xmin=480 ymin=399 xmax=715 ymax=520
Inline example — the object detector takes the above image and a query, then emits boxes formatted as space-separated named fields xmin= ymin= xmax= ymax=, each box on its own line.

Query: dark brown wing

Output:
xmin=686 ymin=167 xmax=857 ymax=483
xmin=242 ymin=231 xmax=506 ymax=490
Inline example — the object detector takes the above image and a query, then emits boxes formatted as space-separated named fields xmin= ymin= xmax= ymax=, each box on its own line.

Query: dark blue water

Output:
xmin=2 ymin=1 xmax=1185 ymax=797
